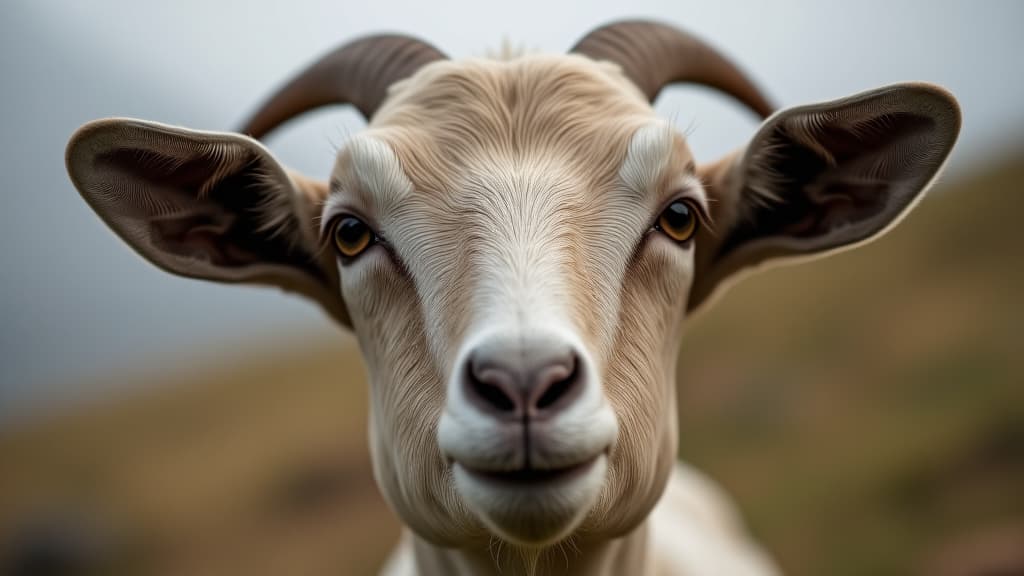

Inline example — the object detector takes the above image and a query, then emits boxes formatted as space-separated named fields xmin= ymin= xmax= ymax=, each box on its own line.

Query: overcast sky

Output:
xmin=2 ymin=0 xmax=1022 ymax=422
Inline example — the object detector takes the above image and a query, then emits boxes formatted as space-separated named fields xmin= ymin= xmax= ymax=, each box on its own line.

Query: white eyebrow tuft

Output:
xmin=619 ymin=124 xmax=673 ymax=197
xmin=321 ymin=135 xmax=415 ymax=235
xmin=618 ymin=123 xmax=706 ymax=208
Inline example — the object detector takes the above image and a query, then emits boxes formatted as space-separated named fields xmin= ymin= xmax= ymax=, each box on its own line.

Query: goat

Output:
xmin=65 ymin=20 xmax=960 ymax=576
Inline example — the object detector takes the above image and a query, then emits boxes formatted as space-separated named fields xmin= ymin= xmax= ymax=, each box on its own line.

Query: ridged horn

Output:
xmin=572 ymin=20 xmax=774 ymax=119
xmin=239 ymin=34 xmax=446 ymax=139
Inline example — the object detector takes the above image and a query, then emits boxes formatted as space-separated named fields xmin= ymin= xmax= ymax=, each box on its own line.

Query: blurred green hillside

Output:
xmin=1 ymin=156 xmax=1022 ymax=576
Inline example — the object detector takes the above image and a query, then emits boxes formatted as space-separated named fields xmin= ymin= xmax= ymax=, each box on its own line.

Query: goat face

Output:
xmin=338 ymin=56 xmax=694 ymax=546
xmin=65 ymin=21 xmax=960 ymax=554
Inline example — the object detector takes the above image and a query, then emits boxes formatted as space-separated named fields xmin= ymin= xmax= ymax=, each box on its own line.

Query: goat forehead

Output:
xmin=351 ymin=124 xmax=696 ymax=240
xmin=369 ymin=55 xmax=657 ymax=174
xmin=327 ymin=119 xmax=699 ymax=243
xmin=376 ymin=54 xmax=652 ymax=127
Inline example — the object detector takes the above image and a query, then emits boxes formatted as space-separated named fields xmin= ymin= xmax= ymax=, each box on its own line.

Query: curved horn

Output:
xmin=239 ymin=34 xmax=446 ymax=139
xmin=572 ymin=20 xmax=774 ymax=119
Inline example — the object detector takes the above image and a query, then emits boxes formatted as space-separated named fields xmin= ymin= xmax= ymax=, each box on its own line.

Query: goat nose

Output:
xmin=464 ymin=336 xmax=583 ymax=420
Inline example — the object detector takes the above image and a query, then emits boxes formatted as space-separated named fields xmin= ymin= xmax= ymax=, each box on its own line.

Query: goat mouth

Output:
xmin=461 ymin=456 xmax=599 ymax=487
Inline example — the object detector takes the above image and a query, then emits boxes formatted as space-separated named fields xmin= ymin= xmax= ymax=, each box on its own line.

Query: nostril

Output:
xmin=470 ymin=375 xmax=517 ymax=413
xmin=533 ymin=354 xmax=580 ymax=413
xmin=466 ymin=357 xmax=520 ymax=415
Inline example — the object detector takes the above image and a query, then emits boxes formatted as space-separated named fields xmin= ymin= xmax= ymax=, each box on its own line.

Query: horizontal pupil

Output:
xmin=664 ymin=202 xmax=692 ymax=228
xmin=338 ymin=219 xmax=368 ymax=244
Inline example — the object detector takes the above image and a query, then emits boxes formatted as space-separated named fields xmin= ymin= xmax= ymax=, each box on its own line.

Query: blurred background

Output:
xmin=1 ymin=1 xmax=1022 ymax=575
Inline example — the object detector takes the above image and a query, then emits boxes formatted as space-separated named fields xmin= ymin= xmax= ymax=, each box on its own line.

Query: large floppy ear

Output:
xmin=66 ymin=118 xmax=349 ymax=325
xmin=689 ymin=83 xmax=961 ymax=311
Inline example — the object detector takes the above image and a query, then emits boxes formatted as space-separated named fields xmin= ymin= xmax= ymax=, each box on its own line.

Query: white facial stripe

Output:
xmin=458 ymin=156 xmax=582 ymax=342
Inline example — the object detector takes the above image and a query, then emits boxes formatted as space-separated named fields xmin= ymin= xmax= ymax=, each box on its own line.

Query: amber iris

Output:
xmin=333 ymin=216 xmax=373 ymax=258
xmin=657 ymin=200 xmax=698 ymax=243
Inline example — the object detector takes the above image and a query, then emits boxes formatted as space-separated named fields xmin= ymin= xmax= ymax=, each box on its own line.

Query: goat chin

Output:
xmin=452 ymin=455 xmax=608 ymax=547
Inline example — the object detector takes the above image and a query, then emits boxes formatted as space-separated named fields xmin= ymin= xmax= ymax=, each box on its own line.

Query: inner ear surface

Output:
xmin=67 ymin=118 xmax=350 ymax=326
xmin=719 ymin=98 xmax=953 ymax=259
xmin=144 ymin=169 xmax=301 ymax=270
xmin=92 ymin=142 xmax=323 ymax=279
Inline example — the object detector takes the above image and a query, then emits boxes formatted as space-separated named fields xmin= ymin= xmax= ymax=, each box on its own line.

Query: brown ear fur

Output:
xmin=66 ymin=118 xmax=349 ymax=325
xmin=689 ymin=83 xmax=960 ymax=312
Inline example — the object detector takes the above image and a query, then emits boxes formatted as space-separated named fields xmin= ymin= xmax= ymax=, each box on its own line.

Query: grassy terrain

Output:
xmin=1 ymin=156 xmax=1022 ymax=575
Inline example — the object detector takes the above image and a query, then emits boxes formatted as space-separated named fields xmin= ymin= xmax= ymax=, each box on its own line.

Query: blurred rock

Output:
xmin=269 ymin=455 xmax=365 ymax=519
xmin=0 ymin=516 xmax=112 ymax=576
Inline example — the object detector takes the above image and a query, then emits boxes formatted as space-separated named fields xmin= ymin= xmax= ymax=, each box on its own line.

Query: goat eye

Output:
xmin=333 ymin=216 xmax=374 ymax=258
xmin=656 ymin=200 xmax=699 ymax=243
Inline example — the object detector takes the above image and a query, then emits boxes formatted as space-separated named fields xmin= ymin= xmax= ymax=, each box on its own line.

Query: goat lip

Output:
xmin=460 ymin=456 xmax=599 ymax=487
